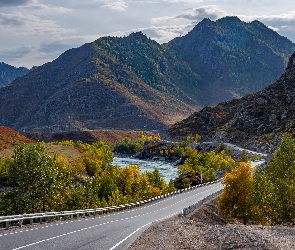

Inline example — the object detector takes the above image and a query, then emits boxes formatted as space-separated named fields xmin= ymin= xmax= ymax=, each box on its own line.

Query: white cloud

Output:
xmin=0 ymin=12 xmax=75 ymax=36
xmin=95 ymin=0 xmax=128 ymax=11
xmin=152 ymin=5 xmax=227 ymax=25
xmin=238 ymin=11 xmax=295 ymax=23
xmin=175 ymin=5 xmax=227 ymax=21
xmin=267 ymin=26 xmax=279 ymax=32
xmin=147 ymin=24 xmax=193 ymax=43
xmin=26 ymin=3 xmax=72 ymax=15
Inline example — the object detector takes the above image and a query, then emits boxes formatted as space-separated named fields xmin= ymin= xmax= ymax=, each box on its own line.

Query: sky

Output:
xmin=0 ymin=0 xmax=295 ymax=68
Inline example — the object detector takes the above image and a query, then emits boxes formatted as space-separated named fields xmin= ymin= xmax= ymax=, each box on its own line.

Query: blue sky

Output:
xmin=0 ymin=0 xmax=295 ymax=68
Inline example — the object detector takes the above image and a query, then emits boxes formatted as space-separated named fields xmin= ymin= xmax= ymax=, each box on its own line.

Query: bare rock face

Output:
xmin=169 ymin=52 xmax=295 ymax=152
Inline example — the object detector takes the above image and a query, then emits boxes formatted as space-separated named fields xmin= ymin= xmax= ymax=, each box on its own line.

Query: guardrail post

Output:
xmin=30 ymin=218 xmax=33 ymax=225
xmin=6 ymin=221 xmax=9 ymax=230
xmin=18 ymin=219 xmax=23 ymax=227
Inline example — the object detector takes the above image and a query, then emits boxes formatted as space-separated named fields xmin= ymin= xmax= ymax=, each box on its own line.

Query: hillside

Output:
xmin=0 ymin=40 xmax=195 ymax=133
xmin=0 ymin=126 xmax=34 ymax=151
xmin=0 ymin=62 xmax=29 ymax=87
xmin=169 ymin=51 xmax=295 ymax=152
xmin=0 ymin=17 xmax=294 ymax=133
xmin=167 ymin=17 xmax=295 ymax=105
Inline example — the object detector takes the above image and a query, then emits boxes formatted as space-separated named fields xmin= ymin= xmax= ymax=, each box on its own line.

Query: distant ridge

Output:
xmin=0 ymin=16 xmax=295 ymax=133
xmin=0 ymin=62 xmax=29 ymax=87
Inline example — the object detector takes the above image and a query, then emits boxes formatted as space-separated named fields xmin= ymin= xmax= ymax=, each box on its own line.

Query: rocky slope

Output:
xmin=169 ymin=51 xmax=295 ymax=152
xmin=0 ymin=17 xmax=294 ymax=133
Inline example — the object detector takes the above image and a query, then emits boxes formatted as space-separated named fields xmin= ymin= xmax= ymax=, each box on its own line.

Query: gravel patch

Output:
xmin=128 ymin=197 xmax=295 ymax=250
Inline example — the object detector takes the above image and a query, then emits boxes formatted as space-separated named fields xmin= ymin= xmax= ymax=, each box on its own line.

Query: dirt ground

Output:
xmin=128 ymin=197 xmax=295 ymax=250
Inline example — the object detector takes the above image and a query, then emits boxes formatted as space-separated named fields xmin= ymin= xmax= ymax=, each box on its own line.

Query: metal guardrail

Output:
xmin=181 ymin=189 xmax=223 ymax=217
xmin=0 ymin=178 xmax=223 ymax=230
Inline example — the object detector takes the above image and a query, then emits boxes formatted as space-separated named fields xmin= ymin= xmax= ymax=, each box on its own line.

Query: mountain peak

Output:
xmin=217 ymin=16 xmax=243 ymax=24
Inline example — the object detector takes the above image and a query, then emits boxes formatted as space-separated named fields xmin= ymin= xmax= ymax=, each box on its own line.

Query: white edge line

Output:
xmin=109 ymin=223 xmax=150 ymax=250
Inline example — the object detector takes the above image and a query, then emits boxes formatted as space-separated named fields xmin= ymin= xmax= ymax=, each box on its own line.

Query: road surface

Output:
xmin=1 ymin=182 xmax=222 ymax=250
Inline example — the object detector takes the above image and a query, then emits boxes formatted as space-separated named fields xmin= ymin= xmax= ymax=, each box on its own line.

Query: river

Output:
xmin=112 ymin=157 xmax=178 ymax=182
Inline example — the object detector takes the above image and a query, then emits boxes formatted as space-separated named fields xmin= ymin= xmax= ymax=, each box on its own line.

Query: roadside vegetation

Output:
xmin=0 ymin=131 xmax=264 ymax=217
xmin=219 ymin=133 xmax=295 ymax=226
xmin=0 ymin=140 xmax=175 ymax=216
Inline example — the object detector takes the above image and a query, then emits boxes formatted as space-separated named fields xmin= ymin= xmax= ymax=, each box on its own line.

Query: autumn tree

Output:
xmin=0 ymin=155 xmax=9 ymax=180
xmin=3 ymin=143 xmax=71 ymax=214
xmin=77 ymin=141 xmax=113 ymax=176
xmin=178 ymin=148 xmax=235 ymax=182
xmin=218 ymin=162 xmax=256 ymax=224
xmin=114 ymin=137 xmax=144 ymax=154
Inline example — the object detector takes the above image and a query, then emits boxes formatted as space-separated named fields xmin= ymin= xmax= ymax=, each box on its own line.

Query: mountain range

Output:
xmin=0 ymin=16 xmax=295 ymax=133
xmin=169 ymin=51 xmax=295 ymax=152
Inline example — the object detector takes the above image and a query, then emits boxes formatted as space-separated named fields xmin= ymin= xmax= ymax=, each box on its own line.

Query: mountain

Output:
xmin=167 ymin=16 xmax=295 ymax=105
xmin=0 ymin=16 xmax=295 ymax=133
xmin=0 ymin=62 xmax=30 ymax=87
xmin=0 ymin=38 xmax=196 ymax=132
xmin=169 ymin=51 xmax=295 ymax=152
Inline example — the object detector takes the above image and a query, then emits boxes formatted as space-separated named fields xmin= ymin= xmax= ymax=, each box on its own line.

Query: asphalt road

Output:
xmin=0 ymin=182 xmax=223 ymax=250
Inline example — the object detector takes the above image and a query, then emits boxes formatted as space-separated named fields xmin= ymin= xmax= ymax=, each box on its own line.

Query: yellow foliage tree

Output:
xmin=218 ymin=162 xmax=256 ymax=224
